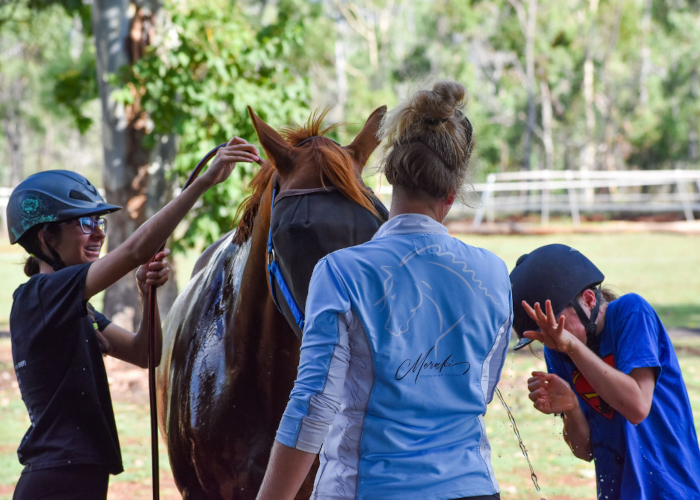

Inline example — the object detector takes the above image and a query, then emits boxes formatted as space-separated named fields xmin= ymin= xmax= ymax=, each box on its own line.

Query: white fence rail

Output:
xmin=3 ymin=170 xmax=699 ymax=236
xmin=378 ymin=169 xmax=700 ymax=227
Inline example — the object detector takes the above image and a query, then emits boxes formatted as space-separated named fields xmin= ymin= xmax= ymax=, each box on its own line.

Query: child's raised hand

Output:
xmin=200 ymin=137 xmax=261 ymax=187
xmin=522 ymin=299 xmax=577 ymax=353
xmin=527 ymin=371 xmax=577 ymax=414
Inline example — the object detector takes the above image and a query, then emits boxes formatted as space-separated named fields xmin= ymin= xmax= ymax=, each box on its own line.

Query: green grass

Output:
xmin=458 ymin=233 xmax=700 ymax=329
xmin=486 ymin=341 xmax=700 ymax=499
xmin=1 ymin=231 xmax=699 ymax=498
xmin=1 ymin=337 xmax=698 ymax=499
xmin=0 ymin=250 xmax=26 ymax=330
xmin=4 ymin=232 xmax=698 ymax=330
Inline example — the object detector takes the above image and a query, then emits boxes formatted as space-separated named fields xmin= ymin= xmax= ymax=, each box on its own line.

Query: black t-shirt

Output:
xmin=10 ymin=263 xmax=123 ymax=474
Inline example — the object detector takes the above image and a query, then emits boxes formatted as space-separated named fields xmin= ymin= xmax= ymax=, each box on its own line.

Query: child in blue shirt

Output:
xmin=510 ymin=244 xmax=700 ymax=500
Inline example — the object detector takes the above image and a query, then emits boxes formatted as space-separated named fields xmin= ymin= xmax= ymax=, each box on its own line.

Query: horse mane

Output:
xmin=232 ymin=109 xmax=379 ymax=245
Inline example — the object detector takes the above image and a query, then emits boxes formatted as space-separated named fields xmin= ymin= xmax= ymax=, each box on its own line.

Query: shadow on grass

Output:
xmin=653 ymin=304 xmax=700 ymax=330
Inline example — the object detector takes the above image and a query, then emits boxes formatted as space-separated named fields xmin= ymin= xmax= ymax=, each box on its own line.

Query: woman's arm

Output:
xmin=523 ymin=301 xmax=656 ymax=424
xmin=256 ymin=442 xmax=317 ymax=500
xmin=258 ymin=258 xmax=352 ymax=498
xmin=102 ymin=249 xmax=169 ymax=368
xmin=83 ymin=137 xmax=259 ymax=300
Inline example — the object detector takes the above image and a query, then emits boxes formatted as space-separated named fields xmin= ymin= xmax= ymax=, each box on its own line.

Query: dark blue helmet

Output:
xmin=510 ymin=244 xmax=604 ymax=351
xmin=7 ymin=170 xmax=121 ymax=245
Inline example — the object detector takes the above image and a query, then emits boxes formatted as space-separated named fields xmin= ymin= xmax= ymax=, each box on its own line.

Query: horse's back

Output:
xmin=158 ymin=233 xmax=253 ymax=499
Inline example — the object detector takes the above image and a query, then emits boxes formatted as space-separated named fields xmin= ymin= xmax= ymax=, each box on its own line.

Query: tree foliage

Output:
xmin=3 ymin=0 xmax=700 ymax=244
xmin=114 ymin=0 xmax=313 ymax=250
xmin=0 ymin=0 xmax=101 ymax=185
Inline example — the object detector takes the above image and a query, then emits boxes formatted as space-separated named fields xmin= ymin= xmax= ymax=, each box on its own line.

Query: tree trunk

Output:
xmin=689 ymin=58 xmax=699 ymax=163
xmin=639 ymin=0 xmax=652 ymax=108
xmin=146 ymin=134 xmax=179 ymax=318
xmin=601 ymin=4 xmax=622 ymax=176
xmin=523 ymin=0 xmax=537 ymax=170
xmin=582 ymin=0 xmax=599 ymax=203
xmin=332 ymin=21 xmax=348 ymax=123
xmin=0 ymin=75 xmax=27 ymax=187
xmin=539 ymin=76 xmax=554 ymax=171
xmin=93 ymin=0 xmax=177 ymax=329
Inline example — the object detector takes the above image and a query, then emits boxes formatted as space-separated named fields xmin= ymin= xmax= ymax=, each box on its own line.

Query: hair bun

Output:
xmin=413 ymin=80 xmax=466 ymax=121
xmin=378 ymin=78 xmax=474 ymax=200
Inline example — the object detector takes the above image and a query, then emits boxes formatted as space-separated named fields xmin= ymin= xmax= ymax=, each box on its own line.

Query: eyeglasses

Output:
xmin=62 ymin=216 xmax=108 ymax=235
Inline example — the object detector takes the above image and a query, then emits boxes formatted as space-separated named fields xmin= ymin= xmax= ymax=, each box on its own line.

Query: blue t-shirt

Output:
xmin=545 ymin=293 xmax=700 ymax=500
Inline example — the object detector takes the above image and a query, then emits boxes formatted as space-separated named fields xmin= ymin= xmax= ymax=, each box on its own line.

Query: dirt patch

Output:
xmin=109 ymin=476 xmax=181 ymax=500
xmin=104 ymin=357 xmax=150 ymax=404
xmin=0 ymin=339 xmax=152 ymax=404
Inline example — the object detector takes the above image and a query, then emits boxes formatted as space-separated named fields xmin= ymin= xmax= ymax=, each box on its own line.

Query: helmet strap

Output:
xmin=39 ymin=225 xmax=66 ymax=272
xmin=570 ymin=286 xmax=602 ymax=354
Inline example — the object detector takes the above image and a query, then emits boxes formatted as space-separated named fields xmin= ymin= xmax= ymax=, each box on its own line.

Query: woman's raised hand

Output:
xmin=528 ymin=371 xmax=577 ymax=414
xmin=136 ymin=248 xmax=171 ymax=294
xmin=200 ymin=136 xmax=261 ymax=188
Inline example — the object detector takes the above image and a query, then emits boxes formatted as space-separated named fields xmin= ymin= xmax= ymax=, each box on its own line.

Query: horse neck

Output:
xmin=226 ymin=178 xmax=301 ymax=416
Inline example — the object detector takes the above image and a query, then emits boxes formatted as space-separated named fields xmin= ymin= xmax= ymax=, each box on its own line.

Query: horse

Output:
xmin=156 ymin=105 xmax=388 ymax=500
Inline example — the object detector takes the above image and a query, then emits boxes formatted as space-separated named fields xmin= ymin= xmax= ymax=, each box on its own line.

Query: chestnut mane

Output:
xmin=232 ymin=109 xmax=379 ymax=245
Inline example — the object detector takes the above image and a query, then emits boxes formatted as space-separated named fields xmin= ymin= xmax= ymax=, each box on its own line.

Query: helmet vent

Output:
xmin=69 ymin=190 xmax=93 ymax=202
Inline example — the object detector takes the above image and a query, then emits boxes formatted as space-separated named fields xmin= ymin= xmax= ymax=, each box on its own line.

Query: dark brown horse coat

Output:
xmin=157 ymin=106 xmax=387 ymax=500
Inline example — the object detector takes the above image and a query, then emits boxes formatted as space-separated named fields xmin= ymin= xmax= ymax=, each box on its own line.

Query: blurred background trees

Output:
xmin=1 ymin=0 xmax=699 ymax=326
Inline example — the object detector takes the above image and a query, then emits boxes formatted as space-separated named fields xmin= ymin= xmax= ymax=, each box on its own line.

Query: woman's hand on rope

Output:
xmin=200 ymin=136 xmax=261 ymax=188
xmin=527 ymin=371 xmax=577 ymax=414
xmin=136 ymin=248 xmax=171 ymax=295
xmin=522 ymin=299 xmax=578 ymax=353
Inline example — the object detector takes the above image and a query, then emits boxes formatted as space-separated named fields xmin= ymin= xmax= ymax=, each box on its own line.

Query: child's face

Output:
xmin=52 ymin=219 xmax=106 ymax=267
xmin=557 ymin=288 xmax=602 ymax=349
xmin=558 ymin=305 xmax=589 ymax=346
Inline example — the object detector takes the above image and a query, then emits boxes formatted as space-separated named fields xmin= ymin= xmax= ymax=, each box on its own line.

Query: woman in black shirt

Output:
xmin=6 ymin=137 xmax=260 ymax=499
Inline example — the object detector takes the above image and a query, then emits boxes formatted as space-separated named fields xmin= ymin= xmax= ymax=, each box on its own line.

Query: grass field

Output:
xmin=0 ymin=231 xmax=699 ymax=499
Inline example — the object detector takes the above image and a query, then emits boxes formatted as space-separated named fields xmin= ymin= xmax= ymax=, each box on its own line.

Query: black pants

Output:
xmin=13 ymin=464 xmax=109 ymax=500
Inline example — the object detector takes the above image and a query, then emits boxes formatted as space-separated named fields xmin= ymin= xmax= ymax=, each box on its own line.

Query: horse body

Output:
xmin=157 ymin=107 xmax=387 ymax=499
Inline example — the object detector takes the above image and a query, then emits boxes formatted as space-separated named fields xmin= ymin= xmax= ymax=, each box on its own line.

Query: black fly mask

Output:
xmin=269 ymin=180 xmax=388 ymax=339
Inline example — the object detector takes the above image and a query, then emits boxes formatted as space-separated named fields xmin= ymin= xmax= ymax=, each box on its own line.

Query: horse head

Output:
xmin=234 ymin=106 xmax=388 ymax=338
xmin=158 ymin=106 xmax=388 ymax=499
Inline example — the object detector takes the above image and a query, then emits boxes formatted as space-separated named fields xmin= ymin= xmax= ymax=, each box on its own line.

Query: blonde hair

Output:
xmin=378 ymin=80 xmax=475 ymax=199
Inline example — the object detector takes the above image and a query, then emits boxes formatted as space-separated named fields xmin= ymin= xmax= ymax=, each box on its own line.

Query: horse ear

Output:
xmin=344 ymin=105 xmax=387 ymax=172
xmin=248 ymin=106 xmax=293 ymax=173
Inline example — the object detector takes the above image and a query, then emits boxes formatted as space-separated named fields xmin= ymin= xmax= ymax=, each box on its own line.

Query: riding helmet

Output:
xmin=510 ymin=244 xmax=604 ymax=351
xmin=7 ymin=170 xmax=121 ymax=245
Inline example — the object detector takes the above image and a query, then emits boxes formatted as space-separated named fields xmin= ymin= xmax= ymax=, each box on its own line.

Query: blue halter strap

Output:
xmin=265 ymin=137 xmax=342 ymax=333
xmin=267 ymin=181 xmax=306 ymax=332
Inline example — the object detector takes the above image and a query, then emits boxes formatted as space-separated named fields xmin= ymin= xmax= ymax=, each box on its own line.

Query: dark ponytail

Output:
xmin=17 ymin=223 xmax=64 ymax=276
xmin=24 ymin=256 xmax=42 ymax=277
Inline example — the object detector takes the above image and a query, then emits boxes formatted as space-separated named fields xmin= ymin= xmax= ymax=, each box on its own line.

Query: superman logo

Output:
xmin=571 ymin=355 xmax=615 ymax=419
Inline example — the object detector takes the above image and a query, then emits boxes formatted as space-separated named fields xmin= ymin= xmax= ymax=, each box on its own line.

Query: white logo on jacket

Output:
xmin=374 ymin=244 xmax=498 ymax=359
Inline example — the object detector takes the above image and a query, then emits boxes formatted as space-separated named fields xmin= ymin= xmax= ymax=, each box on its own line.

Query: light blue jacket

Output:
xmin=276 ymin=214 xmax=513 ymax=500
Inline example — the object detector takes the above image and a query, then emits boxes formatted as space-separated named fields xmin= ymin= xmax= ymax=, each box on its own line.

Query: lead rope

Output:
xmin=147 ymin=142 xmax=248 ymax=500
